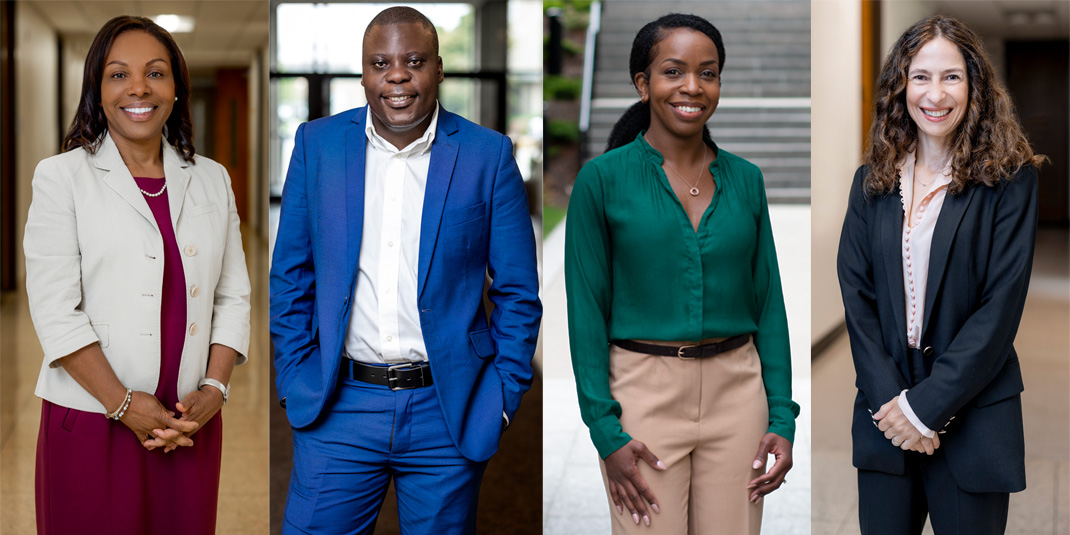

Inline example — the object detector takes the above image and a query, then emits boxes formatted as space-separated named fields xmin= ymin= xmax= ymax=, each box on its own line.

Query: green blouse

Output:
xmin=564 ymin=133 xmax=800 ymax=459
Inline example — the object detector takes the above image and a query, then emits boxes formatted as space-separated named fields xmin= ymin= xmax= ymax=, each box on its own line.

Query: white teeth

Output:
xmin=676 ymin=105 xmax=701 ymax=113
xmin=124 ymin=107 xmax=153 ymax=114
xmin=388 ymin=97 xmax=410 ymax=102
xmin=922 ymin=108 xmax=950 ymax=117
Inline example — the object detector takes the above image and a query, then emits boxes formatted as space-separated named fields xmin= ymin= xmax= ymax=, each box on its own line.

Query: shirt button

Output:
xmin=388 ymin=241 xmax=394 ymax=247
xmin=189 ymin=323 xmax=198 ymax=336
xmin=386 ymin=335 xmax=393 ymax=342
xmin=185 ymin=245 xmax=197 ymax=256
xmin=190 ymin=285 xmax=200 ymax=298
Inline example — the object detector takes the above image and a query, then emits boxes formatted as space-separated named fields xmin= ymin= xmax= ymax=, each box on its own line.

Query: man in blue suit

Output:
xmin=269 ymin=7 xmax=541 ymax=534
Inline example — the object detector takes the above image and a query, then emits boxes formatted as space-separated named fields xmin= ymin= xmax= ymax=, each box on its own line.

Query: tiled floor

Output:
xmin=0 ymin=225 xmax=270 ymax=534
xmin=542 ymin=206 xmax=814 ymax=534
xmin=811 ymin=228 xmax=1070 ymax=535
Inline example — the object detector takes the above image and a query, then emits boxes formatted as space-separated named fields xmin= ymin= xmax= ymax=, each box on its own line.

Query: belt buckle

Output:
xmin=387 ymin=363 xmax=422 ymax=391
xmin=676 ymin=344 xmax=698 ymax=360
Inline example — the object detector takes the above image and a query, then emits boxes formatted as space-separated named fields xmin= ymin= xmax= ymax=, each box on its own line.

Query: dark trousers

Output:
xmin=283 ymin=377 xmax=488 ymax=535
xmin=858 ymin=448 xmax=1009 ymax=535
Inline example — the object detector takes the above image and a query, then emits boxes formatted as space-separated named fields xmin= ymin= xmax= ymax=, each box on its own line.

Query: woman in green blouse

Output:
xmin=564 ymin=14 xmax=798 ymax=534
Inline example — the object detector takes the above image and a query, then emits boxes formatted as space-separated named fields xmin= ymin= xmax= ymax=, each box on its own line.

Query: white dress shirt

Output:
xmin=344 ymin=106 xmax=440 ymax=364
xmin=898 ymin=150 xmax=953 ymax=438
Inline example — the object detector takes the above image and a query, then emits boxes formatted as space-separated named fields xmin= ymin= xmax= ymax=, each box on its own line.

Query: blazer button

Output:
xmin=185 ymin=245 xmax=197 ymax=256
xmin=189 ymin=323 xmax=198 ymax=336
xmin=923 ymin=346 xmax=934 ymax=357
xmin=190 ymin=285 xmax=200 ymax=298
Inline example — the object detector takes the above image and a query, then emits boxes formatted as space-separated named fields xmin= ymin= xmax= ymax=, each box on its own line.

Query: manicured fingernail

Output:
xmin=632 ymin=513 xmax=639 ymax=525
xmin=651 ymin=503 xmax=660 ymax=514
xmin=656 ymin=460 xmax=666 ymax=470
xmin=752 ymin=460 xmax=762 ymax=469
xmin=643 ymin=515 xmax=650 ymax=526
xmin=616 ymin=505 xmax=622 ymax=514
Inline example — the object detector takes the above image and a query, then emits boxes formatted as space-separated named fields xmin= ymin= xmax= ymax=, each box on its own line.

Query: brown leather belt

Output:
xmin=612 ymin=334 xmax=751 ymax=359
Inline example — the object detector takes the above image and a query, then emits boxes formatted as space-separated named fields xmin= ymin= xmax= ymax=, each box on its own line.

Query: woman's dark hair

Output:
xmin=605 ymin=13 xmax=725 ymax=152
xmin=63 ymin=16 xmax=196 ymax=163
xmin=863 ymin=15 xmax=1044 ymax=194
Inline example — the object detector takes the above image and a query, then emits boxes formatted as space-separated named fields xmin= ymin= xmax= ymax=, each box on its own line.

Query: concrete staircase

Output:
xmin=586 ymin=0 xmax=811 ymax=203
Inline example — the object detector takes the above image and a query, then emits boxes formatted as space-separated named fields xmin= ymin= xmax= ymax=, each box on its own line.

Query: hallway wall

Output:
xmin=13 ymin=3 xmax=59 ymax=285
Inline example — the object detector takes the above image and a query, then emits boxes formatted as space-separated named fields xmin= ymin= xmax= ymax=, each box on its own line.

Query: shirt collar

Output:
xmin=634 ymin=130 xmax=720 ymax=168
xmin=365 ymin=102 xmax=439 ymax=156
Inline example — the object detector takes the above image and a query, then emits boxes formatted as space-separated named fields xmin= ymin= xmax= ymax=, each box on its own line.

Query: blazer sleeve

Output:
xmin=837 ymin=166 xmax=911 ymax=409
xmin=751 ymin=170 xmax=800 ymax=443
xmin=208 ymin=165 xmax=252 ymax=363
xmin=269 ymin=122 xmax=320 ymax=399
xmin=485 ymin=134 xmax=542 ymax=423
xmin=24 ymin=157 xmax=100 ymax=365
xmin=906 ymin=167 xmax=1038 ymax=429
xmin=564 ymin=161 xmax=631 ymax=459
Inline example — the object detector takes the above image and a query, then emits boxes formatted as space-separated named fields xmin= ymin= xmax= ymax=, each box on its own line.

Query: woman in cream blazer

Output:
xmin=24 ymin=16 xmax=250 ymax=534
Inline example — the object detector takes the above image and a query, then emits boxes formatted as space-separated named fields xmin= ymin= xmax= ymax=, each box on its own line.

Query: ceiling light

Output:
xmin=153 ymin=14 xmax=195 ymax=33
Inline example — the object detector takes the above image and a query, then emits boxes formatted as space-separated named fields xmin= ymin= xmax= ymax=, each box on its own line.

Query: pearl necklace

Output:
xmin=139 ymin=181 xmax=167 ymax=197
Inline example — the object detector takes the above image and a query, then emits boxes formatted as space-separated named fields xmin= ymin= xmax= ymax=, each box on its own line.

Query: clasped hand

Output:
xmin=120 ymin=388 xmax=224 ymax=453
xmin=872 ymin=395 xmax=941 ymax=455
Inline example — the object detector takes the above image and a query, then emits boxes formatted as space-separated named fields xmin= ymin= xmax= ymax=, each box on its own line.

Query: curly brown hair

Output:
xmin=62 ymin=16 xmax=195 ymax=163
xmin=863 ymin=15 xmax=1044 ymax=195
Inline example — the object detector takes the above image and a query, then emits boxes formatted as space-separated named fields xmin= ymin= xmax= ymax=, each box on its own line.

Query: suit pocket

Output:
xmin=92 ymin=323 xmax=109 ymax=348
xmin=974 ymin=357 xmax=1024 ymax=407
xmin=445 ymin=202 xmax=486 ymax=227
xmin=187 ymin=202 xmax=219 ymax=216
xmin=469 ymin=329 xmax=496 ymax=359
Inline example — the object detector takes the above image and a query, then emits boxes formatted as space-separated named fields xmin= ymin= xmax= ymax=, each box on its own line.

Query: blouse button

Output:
xmin=190 ymin=285 xmax=200 ymax=298
xmin=185 ymin=245 xmax=197 ymax=256
xmin=189 ymin=323 xmax=198 ymax=336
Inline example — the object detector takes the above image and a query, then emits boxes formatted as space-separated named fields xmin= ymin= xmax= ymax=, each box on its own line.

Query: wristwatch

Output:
xmin=198 ymin=377 xmax=230 ymax=405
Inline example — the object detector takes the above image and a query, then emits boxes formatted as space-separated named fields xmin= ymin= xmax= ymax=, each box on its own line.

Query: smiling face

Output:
xmin=905 ymin=36 xmax=968 ymax=151
xmin=635 ymin=27 xmax=721 ymax=144
xmin=361 ymin=22 xmax=443 ymax=149
xmin=100 ymin=30 xmax=175 ymax=151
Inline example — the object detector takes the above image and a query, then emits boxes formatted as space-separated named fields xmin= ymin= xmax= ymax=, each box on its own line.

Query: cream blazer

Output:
xmin=24 ymin=132 xmax=251 ymax=413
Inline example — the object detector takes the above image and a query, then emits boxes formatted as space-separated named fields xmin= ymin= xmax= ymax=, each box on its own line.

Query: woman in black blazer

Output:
xmin=837 ymin=15 xmax=1045 ymax=535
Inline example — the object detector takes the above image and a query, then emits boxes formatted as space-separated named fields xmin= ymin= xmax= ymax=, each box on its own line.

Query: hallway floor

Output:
xmin=0 ymin=226 xmax=270 ymax=534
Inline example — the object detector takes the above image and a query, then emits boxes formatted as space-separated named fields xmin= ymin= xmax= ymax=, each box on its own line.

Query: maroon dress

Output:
xmin=35 ymin=176 xmax=224 ymax=535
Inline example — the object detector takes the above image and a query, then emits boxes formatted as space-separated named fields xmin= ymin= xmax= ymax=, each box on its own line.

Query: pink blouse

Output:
xmin=899 ymin=151 xmax=953 ymax=349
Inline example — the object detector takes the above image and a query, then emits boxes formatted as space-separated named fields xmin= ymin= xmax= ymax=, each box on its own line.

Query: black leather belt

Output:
xmin=612 ymin=334 xmax=751 ymax=359
xmin=341 ymin=359 xmax=433 ymax=390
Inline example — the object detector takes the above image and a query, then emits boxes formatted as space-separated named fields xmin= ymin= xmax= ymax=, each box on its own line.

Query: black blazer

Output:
xmin=837 ymin=164 xmax=1037 ymax=493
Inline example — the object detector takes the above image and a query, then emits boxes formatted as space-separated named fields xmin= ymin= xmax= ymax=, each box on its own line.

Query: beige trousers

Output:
xmin=600 ymin=339 xmax=769 ymax=535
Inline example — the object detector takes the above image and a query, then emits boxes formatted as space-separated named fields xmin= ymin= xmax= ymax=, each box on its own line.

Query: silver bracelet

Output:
xmin=198 ymin=378 xmax=229 ymax=405
xmin=106 ymin=388 xmax=133 ymax=420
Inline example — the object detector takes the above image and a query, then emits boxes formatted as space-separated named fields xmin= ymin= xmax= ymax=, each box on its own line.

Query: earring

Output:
xmin=174 ymin=96 xmax=178 ymax=101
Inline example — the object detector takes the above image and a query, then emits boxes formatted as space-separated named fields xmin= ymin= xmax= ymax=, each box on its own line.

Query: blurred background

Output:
xmin=810 ymin=2 xmax=1069 ymax=534
xmin=264 ymin=1 xmax=544 ymax=533
xmin=540 ymin=1 xmax=812 ymax=533
xmin=0 ymin=0 xmax=270 ymax=532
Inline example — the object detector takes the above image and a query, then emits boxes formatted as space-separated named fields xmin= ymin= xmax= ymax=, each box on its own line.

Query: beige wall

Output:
xmin=14 ymin=3 xmax=59 ymax=284
xmin=810 ymin=0 xmax=862 ymax=343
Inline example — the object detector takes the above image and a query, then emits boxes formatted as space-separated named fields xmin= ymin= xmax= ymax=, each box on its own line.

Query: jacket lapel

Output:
xmin=878 ymin=190 xmax=908 ymax=362
xmin=346 ymin=108 xmax=368 ymax=286
xmin=922 ymin=185 xmax=977 ymax=336
xmin=163 ymin=142 xmax=191 ymax=230
xmin=95 ymin=133 xmax=159 ymax=233
xmin=418 ymin=108 xmax=459 ymax=299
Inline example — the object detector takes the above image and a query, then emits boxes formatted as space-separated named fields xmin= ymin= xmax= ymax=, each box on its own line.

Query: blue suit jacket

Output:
xmin=270 ymin=105 xmax=542 ymax=462
xmin=837 ymin=165 xmax=1037 ymax=493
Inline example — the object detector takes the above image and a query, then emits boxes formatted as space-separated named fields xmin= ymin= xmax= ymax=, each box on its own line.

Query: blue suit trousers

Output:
xmin=283 ymin=374 xmax=488 ymax=535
